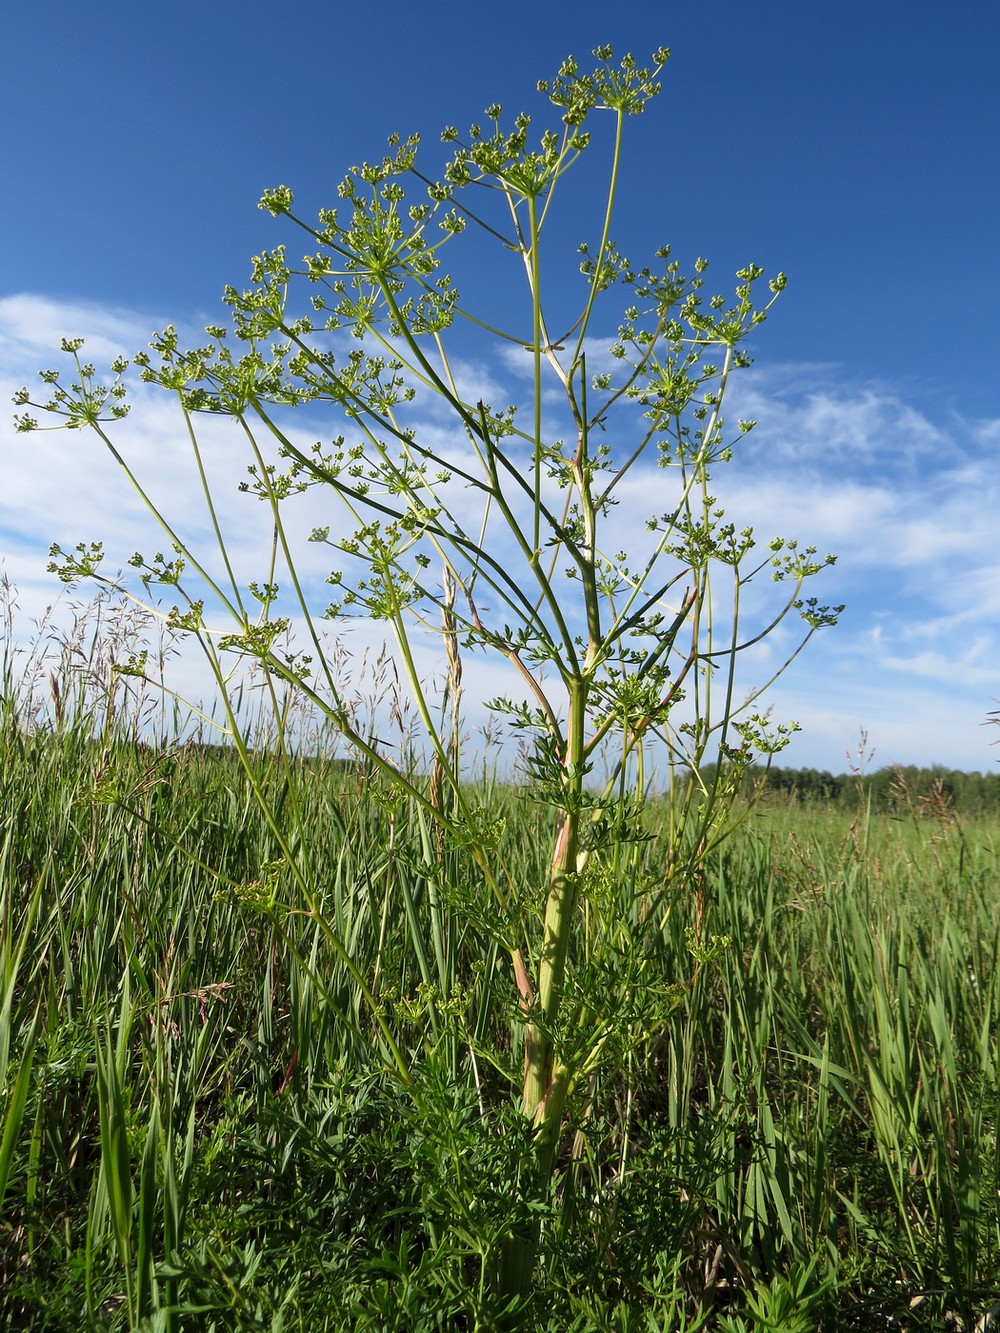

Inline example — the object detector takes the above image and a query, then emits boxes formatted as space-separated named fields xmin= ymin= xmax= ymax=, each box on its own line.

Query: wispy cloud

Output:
xmin=0 ymin=294 xmax=154 ymax=364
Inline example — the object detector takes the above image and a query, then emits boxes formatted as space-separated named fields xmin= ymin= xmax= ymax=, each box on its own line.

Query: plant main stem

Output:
xmin=500 ymin=678 xmax=588 ymax=1307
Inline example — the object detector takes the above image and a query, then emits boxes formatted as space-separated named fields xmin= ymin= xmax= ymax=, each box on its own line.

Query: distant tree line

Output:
xmin=696 ymin=763 xmax=1000 ymax=818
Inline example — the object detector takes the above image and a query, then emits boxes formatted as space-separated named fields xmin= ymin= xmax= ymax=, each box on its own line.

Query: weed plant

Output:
xmin=15 ymin=49 xmax=843 ymax=1307
xmin=6 ymin=46 xmax=997 ymax=1332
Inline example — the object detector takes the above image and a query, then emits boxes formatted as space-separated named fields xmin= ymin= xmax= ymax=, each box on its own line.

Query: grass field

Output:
xmin=1 ymin=647 xmax=999 ymax=1331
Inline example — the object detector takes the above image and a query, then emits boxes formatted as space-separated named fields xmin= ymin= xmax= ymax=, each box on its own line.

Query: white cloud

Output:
xmin=0 ymin=293 xmax=150 ymax=364
xmin=729 ymin=366 xmax=957 ymax=470
xmin=2 ymin=294 xmax=998 ymax=774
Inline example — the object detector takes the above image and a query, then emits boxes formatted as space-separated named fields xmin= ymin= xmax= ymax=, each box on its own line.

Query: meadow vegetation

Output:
xmin=1 ymin=597 xmax=998 ymax=1331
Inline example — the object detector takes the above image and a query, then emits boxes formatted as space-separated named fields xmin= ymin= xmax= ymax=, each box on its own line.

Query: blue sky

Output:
xmin=2 ymin=0 xmax=999 ymax=773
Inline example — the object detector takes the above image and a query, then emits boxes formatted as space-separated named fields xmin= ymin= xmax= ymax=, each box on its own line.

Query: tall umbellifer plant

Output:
xmin=16 ymin=47 xmax=839 ymax=1308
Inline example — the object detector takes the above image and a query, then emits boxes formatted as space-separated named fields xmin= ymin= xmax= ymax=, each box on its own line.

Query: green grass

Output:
xmin=1 ymin=681 xmax=999 ymax=1330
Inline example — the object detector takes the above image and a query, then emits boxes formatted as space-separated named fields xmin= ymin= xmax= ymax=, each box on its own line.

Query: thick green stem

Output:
xmin=501 ymin=679 xmax=588 ymax=1306
xmin=523 ymin=677 xmax=586 ymax=1117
